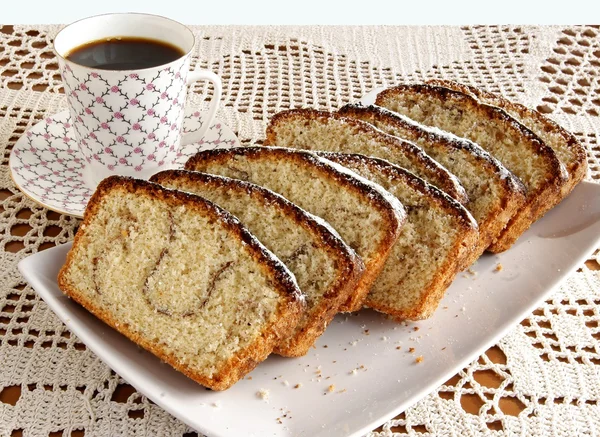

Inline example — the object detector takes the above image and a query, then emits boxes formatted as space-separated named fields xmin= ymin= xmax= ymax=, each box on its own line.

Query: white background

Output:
xmin=1 ymin=0 xmax=599 ymax=25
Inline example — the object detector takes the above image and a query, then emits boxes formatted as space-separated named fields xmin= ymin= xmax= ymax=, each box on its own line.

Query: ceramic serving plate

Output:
xmin=18 ymin=180 xmax=600 ymax=437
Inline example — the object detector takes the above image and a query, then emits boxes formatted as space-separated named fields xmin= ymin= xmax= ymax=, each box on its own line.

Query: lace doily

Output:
xmin=0 ymin=24 xmax=599 ymax=436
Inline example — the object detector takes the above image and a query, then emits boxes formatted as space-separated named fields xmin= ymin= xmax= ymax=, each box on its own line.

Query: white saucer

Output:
xmin=9 ymin=110 xmax=240 ymax=218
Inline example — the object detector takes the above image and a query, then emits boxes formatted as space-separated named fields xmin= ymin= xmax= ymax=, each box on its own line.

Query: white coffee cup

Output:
xmin=53 ymin=13 xmax=222 ymax=187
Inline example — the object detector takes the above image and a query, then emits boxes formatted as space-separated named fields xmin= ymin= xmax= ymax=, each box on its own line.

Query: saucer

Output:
xmin=9 ymin=110 xmax=240 ymax=218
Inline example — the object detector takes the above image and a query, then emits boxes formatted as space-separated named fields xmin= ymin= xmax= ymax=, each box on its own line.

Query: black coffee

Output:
xmin=65 ymin=37 xmax=185 ymax=70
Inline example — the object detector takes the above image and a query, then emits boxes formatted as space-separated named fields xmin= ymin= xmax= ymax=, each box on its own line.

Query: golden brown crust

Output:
xmin=264 ymin=108 xmax=469 ymax=205
xmin=427 ymin=79 xmax=588 ymax=199
xmin=58 ymin=176 xmax=304 ymax=390
xmin=376 ymin=84 xmax=569 ymax=252
xmin=338 ymin=103 xmax=527 ymax=261
xmin=320 ymin=152 xmax=479 ymax=319
xmin=185 ymin=146 xmax=407 ymax=312
xmin=150 ymin=169 xmax=365 ymax=357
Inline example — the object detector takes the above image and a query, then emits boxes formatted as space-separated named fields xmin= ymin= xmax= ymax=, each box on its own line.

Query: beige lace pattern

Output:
xmin=0 ymin=25 xmax=599 ymax=436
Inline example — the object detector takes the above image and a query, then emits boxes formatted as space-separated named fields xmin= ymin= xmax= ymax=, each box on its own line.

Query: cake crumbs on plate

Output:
xmin=294 ymin=383 xmax=302 ymax=389
xmin=495 ymin=263 xmax=503 ymax=272
xmin=257 ymin=388 xmax=270 ymax=401
xmin=409 ymin=347 xmax=415 ymax=353
xmin=282 ymin=380 xmax=290 ymax=386
xmin=415 ymin=355 xmax=424 ymax=364
xmin=413 ymin=326 xmax=420 ymax=331
xmin=328 ymin=384 xmax=335 ymax=393
xmin=212 ymin=401 xmax=221 ymax=408
xmin=396 ymin=346 xmax=402 ymax=350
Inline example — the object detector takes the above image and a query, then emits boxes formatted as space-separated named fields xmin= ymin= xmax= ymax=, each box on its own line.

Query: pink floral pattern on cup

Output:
xmin=9 ymin=110 xmax=239 ymax=217
xmin=60 ymin=59 xmax=189 ymax=176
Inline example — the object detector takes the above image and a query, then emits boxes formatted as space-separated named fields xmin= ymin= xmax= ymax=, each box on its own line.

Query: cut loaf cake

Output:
xmin=185 ymin=146 xmax=407 ymax=312
xmin=58 ymin=176 xmax=304 ymax=390
xmin=263 ymin=108 xmax=468 ymax=205
xmin=376 ymin=84 xmax=568 ymax=252
xmin=321 ymin=153 xmax=478 ymax=319
xmin=426 ymin=79 xmax=588 ymax=198
xmin=338 ymin=103 xmax=526 ymax=259
xmin=150 ymin=170 xmax=364 ymax=357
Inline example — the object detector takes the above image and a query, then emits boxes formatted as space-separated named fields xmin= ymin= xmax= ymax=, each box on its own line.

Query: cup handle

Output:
xmin=180 ymin=70 xmax=222 ymax=146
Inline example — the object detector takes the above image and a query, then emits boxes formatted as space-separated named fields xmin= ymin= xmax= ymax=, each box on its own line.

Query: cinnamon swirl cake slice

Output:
xmin=150 ymin=170 xmax=364 ymax=357
xmin=58 ymin=176 xmax=304 ymax=390
xmin=338 ymin=103 xmax=526 ymax=261
xmin=320 ymin=153 xmax=478 ymax=320
xmin=376 ymin=84 xmax=568 ymax=252
xmin=263 ymin=108 xmax=468 ymax=205
xmin=185 ymin=147 xmax=407 ymax=312
xmin=426 ymin=79 xmax=588 ymax=198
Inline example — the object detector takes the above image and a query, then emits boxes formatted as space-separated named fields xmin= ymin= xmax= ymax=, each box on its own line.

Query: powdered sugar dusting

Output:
xmin=316 ymin=155 xmax=406 ymax=222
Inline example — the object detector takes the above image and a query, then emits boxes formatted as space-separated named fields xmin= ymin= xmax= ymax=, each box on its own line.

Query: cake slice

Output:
xmin=376 ymin=84 xmax=569 ymax=252
xmin=185 ymin=146 xmax=407 ymax=312
xmin=321 ymin=153 xmax=478 ymax=319
xmin=426 ymin=79 xmax=588 ymax=198
xmin=150 ymin=170 xmax=364 ymax=357
xmin=58 ymin=176 xmax=304 ymax=390
xmin=338 ymin=103 xmax=526 ymax=259
xmin=263 ymin=108 xmax=468 ymax=205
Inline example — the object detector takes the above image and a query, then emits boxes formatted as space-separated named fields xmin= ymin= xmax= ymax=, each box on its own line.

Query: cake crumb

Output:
xmin=415 ymin=355 xmax=424 ymax=364
xmin=414 ymin=326 xmax=420 ymax=331
xmin=328 ymin=384 xmax=335 ymax=393
xmin=246 ymin=376 xmax=253 ymax=380
xmin=396 ymin=346 xmax=402 ymax=350
xmin=409 ymin=347 xmax=415 ymax=353
xmin=495 ymin=263 xmax=503 ymax=272
xmin=350 ymin=368 xmax=358 ymax=375
xmin=257 ymin=388 xmax=270 ymax=401
xmin=212 ymin=401 xmax=221 ymax=408
xmin=294 ymin=383 xmax=302 ymax=389
xmin=282 ymin=380 xmax=290 ymax=386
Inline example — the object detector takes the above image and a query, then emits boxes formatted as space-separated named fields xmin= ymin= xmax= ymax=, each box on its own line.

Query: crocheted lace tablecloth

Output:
xmin=1 ymin=24 xmax=599 ymax=437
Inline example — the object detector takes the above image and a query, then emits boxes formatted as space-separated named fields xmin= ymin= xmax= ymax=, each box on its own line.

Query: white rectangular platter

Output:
xmin=18 ymin=181 xmax=600 ymax=437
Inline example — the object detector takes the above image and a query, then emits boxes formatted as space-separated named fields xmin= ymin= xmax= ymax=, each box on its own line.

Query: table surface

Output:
xmin=1 ymin=24 xmax=599 ymax=437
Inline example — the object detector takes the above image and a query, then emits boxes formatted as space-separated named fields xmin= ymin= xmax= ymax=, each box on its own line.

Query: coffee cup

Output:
xmin=53 ymin=13 xmax=222 ymax=187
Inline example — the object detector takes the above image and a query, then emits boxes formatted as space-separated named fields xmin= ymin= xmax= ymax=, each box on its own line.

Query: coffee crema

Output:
xmin=64 ymin=37 xmax=185 ymax=70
